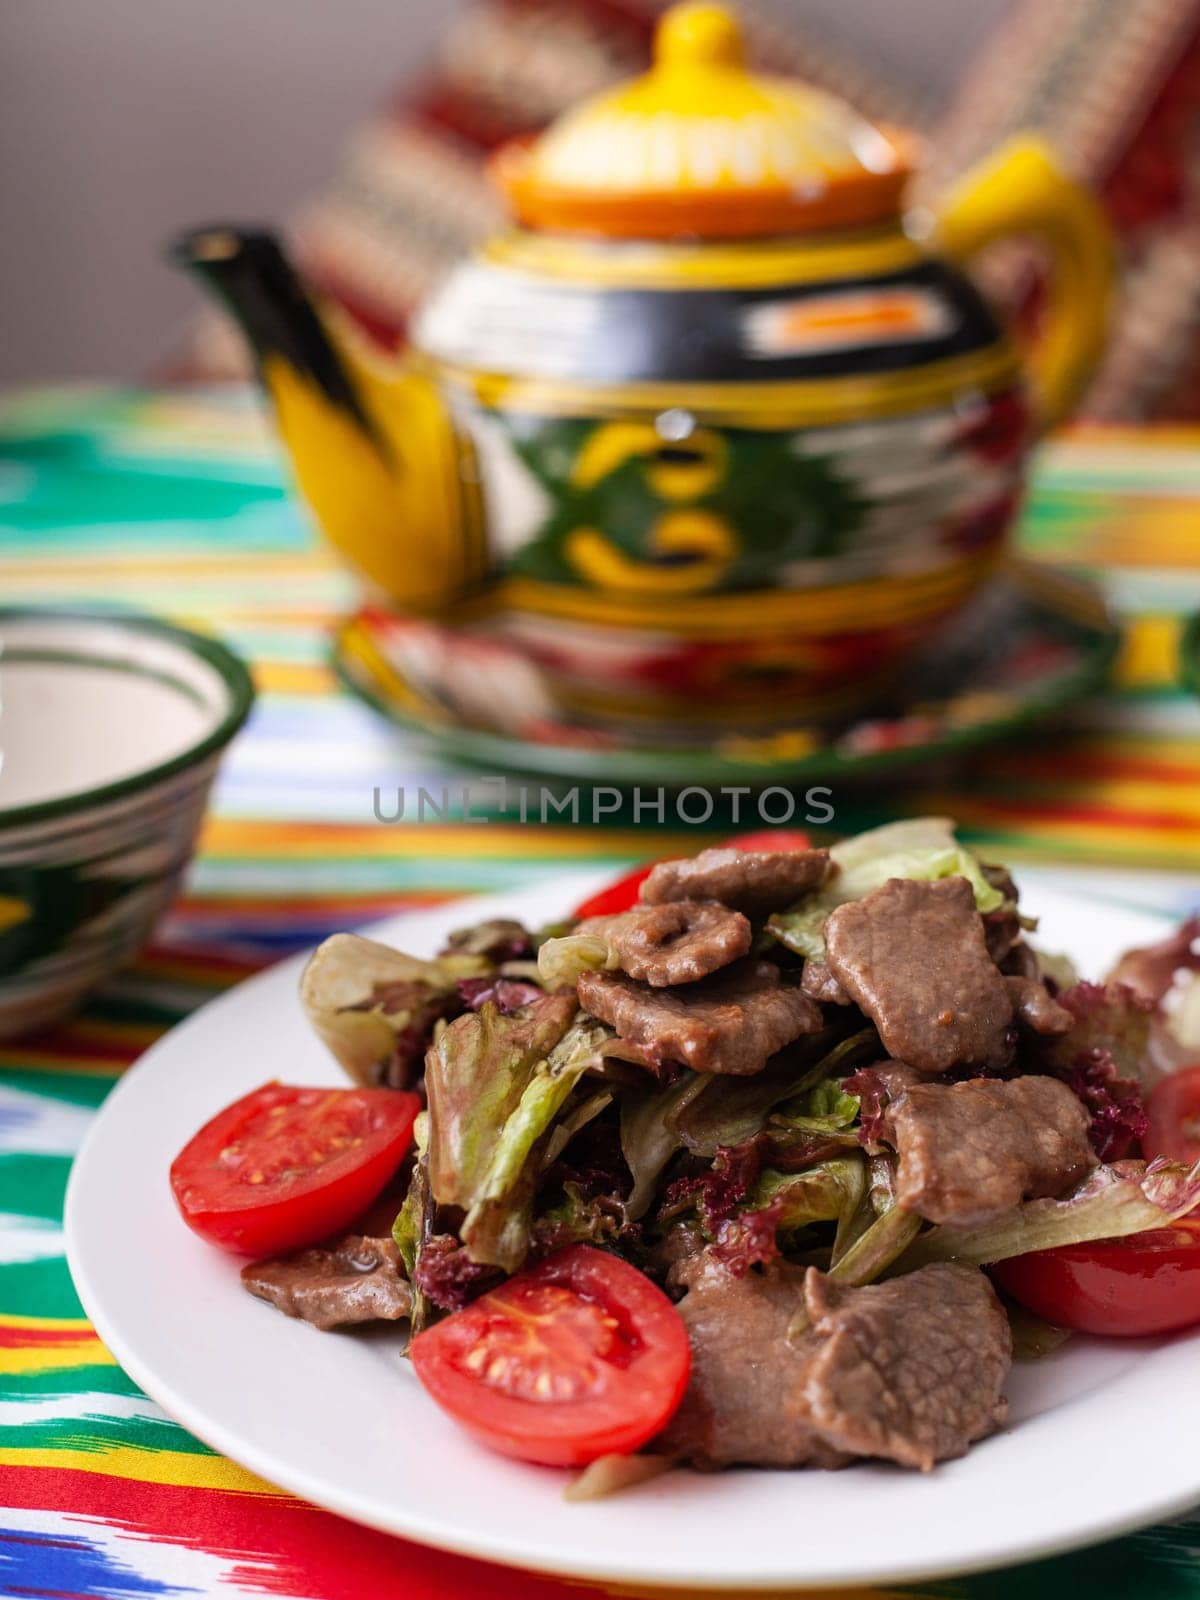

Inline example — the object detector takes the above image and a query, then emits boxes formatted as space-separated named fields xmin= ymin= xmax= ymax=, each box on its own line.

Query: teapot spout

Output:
xmin=170 ymin=226 xmax=483 ymax=611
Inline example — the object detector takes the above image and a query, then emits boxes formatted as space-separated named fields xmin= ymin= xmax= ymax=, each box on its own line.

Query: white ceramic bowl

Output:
xmin=0 ymin=609 xmax=254 ymax=1038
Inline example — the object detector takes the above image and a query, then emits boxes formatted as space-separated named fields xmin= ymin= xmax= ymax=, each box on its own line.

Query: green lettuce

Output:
xmin=767 ymin=816 xmax=1005 ymax=961
xmin=537 ymin=931 xmax=616 ymax=988
xmin=825 ymin=1202 xmax=923 ymax=1287
xmin=619 ymin=1072 xmax=711 ymax=1220
xmin=457 ymin=1011 xmax=614 ymax=1273
xmin=299 ymin=932 xmax=487 ymax=1086
xmin=425 ymin=991 xmax=578 ymax=1209
xmin=754 ymin=1155 xmax=866 ymax=1243
xmin=902 ymin=1157 xmax=1200 ymax=1270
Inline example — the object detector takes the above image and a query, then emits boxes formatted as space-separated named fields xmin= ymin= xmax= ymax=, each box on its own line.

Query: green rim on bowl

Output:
xmin=0 ymin=606 xmax=255 ymax=829
xmin=332 ymin=563 xmax=1120 ymax=787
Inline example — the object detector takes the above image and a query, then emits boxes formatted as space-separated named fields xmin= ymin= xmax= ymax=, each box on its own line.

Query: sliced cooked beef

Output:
xmin=241 ymin=1236 xmax=411 ymax=1330
xmin=881 ymin=1075 xmax=1097 ymax=1228
xmin=640 ymin=847 xmax=830 ymax=916
xmin=799 ymin=1265 xmax=1010 ymax=1471
xmin=800 ymin=959 xmax=851 ymax=1005
xmin=656 ymin=1253 xmax=851 ymax=1469
xmin=824 ymin=877 xmax=1014 ymax=1075
xmin=1000 ymin=939 xmax=1041 ymax=981
xmin=578 ymin=900 xmax=750 ymax=987
xmin=440 ymin=917 xmax=533 ymax=961
xmin=577 ymin=960 xmax=822 ymax=1076
xmin=657 ymin=1252 xmax=1010 ymax=1470
xmin=1006 ymin=975 xmax=1073 ymax=1036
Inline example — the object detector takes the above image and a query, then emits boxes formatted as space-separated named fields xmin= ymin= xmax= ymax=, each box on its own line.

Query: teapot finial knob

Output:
xmin=655 ymin=2 xmax=745 ymax=69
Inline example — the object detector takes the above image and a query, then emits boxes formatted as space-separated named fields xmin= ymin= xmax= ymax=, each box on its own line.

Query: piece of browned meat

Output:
xmin=656 ymin=1253 xmax=851 ymax=1469
xmin=658 ymin=1252 xmax=1010 ymax=1471
xmin=577 ymin=960 xmax=822 ymax=1075
xmin=640 ymin=847 xmax=830 ymax=916
xmin=824 ymin=877 xmax=1014 ymax=1075
xmin=1005 ymin=975 xmax=1073 ymax=1036
xmin=242 ymin=1236 xmax=412 ymax=1330
xmin=578 ymin=900 xmax=750 ymax=986
xmin=801 ymin=959 xmax=851 ymax=1005
xmin=881 ymin=1075 xmax=1097 ymax=1228
xmin=798 ymin=1265 xmax=1010 ymax=1471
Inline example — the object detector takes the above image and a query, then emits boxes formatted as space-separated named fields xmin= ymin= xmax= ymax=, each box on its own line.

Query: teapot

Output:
xmin=175 ymin=2 xmax=1113 ymax=724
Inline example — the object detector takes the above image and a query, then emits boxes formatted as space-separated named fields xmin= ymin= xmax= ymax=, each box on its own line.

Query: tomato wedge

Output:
xmin=992 ymin=1215 xmax=1200 ymax=1337
xmin=170 ymin=1082 xmax=420 ymax=1256
xmin=570 ymin=863 xmax=658 ymax=920
xmin=410 ymin=1245 xmax=691 ymax=1466
xmin=721 ymin=829 xmax=813 ymax=854
xmin=1144 ymin=1063 xmax=1200 ymax=1165
xmin=570 ymin=829 xmax=813 ymax=919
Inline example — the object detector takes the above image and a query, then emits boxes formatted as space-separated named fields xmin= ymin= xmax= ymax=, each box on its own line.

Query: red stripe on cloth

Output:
xmin=0 ymin=1469 xmax=594 ymax=1600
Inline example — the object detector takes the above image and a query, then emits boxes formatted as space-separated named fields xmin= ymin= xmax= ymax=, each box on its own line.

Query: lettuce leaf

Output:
xmin=756 ymin=1156 xmax=866 ymax=1237
xmin=425 ymin=992 xmax=577 ymax=1209
xmin=825 ymin=1202 xmax=923 ymax=1287
xmin=671 ymin=1026 xmax=868 ymax=1159
xmin=300 ymin=933 xmax=487 ymax=1087
xmin=773 ymin=1074 xmax=861 ymax=1136
xmin=709 ymin=1155 xmax=866 ymax=1275
xmin=903 ymin=1157 xmax=1200 ymax=1269
xmin=618 ymin=1073 xmax=710 ymax=1221
xmin=437 ymin=1009 xmax=611 ymax=1272
xmin=537 ymin=932 xmax=616 ymax=988
xmin=767 ymin=816 xmax=1005 ymax=961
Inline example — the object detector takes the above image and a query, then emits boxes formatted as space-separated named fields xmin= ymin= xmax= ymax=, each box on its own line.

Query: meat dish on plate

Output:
xmin=167 ymin=819 xmax=1200 ymax=1492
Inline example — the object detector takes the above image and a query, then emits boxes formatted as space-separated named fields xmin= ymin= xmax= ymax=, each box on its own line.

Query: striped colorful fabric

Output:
xmin=1 ymin=384 xmax=1198 ymax=1598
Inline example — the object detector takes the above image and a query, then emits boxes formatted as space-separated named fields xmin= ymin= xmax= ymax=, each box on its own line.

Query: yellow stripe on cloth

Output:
xmin=1115 ymin=615 xmax=1183 ymax=688
xmin=0 ymin=1318 xmax=116 ymax=1376
xmin=0 ymin=1443 xmax=286 ymax=1495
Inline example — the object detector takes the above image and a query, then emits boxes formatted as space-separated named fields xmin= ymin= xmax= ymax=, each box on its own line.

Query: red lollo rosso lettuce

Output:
xmin=711 ymin=1200 xmax=786 ymax=1275
xmin=1066 ymin=1050 xmax=1149 ymax=1162
xmin=1038 ymin=982 xmax=1153 ymax=1160
xmin=412 ymin=1233 xmax=496 ymax=1311
xmin=843 ymin=1067 xmax=892 ymax=1147
xmin=456 ymin=975 xmax=544 ymax=1014
xmin=658 ymin=1139 xmax=764 ymax=1232
xmin=1053 ymin=982 xmax=1153 ymax=1078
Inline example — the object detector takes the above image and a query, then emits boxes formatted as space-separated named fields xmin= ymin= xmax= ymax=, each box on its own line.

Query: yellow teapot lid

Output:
xmin=492 ymin=2 xmax=911 ymax=240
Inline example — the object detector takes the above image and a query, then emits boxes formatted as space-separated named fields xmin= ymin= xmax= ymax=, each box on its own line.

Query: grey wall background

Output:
xmin=0 ymin=0 xmax=1010 ymax=384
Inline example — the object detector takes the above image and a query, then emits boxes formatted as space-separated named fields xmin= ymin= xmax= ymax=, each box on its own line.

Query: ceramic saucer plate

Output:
xmin=0 ymin=607 xmax=254 ymax=1038
xmin=333 ymin=563 xmax=1118 ymax=785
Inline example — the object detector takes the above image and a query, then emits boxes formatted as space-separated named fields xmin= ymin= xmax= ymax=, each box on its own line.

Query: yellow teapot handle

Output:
xmin=933 ymin=136 xmax=1115 ymax=430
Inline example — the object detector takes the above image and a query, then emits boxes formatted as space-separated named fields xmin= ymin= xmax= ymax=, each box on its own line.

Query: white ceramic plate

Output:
xmin=65 ymin=872 xmax=1200 ymax=1592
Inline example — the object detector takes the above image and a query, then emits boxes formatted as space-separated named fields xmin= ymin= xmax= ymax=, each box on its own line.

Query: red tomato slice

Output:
xmin=410 ymin=1245 xmax=691 ymax=1467
xmin=571 ymin=863 xmax=657 ymax=919
xmin=1144 ymin=1063 xmax=1200 ymax=1165
xmin=569 ymin=830 xmax=813 ymax=918
xmin=170 ymin=1082 xmax=420 ymax=1257
xmin=992 ymin=1216 xmax=1200 ymax=1337
xmin=722 ymin=829 xmax=813 ymax=853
